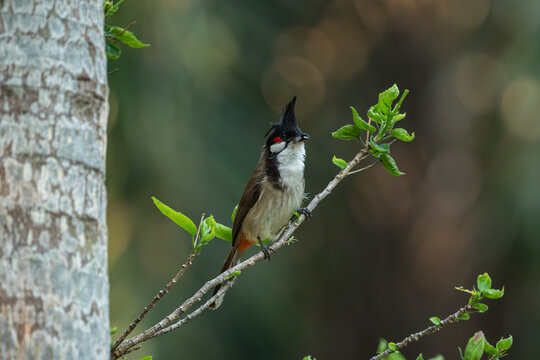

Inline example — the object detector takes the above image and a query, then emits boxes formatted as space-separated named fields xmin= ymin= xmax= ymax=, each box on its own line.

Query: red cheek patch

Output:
xmin=273 ymin=136 xmax=282 ymax=143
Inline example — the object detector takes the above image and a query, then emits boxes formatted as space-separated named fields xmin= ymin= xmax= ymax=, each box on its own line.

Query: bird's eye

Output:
xmin=273 ymin=136 xmax=282 ymax=143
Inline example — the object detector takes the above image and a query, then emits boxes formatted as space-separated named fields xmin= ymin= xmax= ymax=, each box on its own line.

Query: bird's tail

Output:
xmin=209 ymin=247 xmax=240 ymax=310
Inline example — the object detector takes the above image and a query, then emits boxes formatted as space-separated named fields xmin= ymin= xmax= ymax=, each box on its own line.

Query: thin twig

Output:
xmin=150 ymin=277 xmax=237 ymax=339
xmin=111 ymin=215 xmax=205 ymax=355
xmin=349 ymin=137 xmax=396 ymax=175
xmin=370 ymin=305 xmax=474 ymax=360
xmin=107 ymin=21 xmax=136 ymax=43
xmin=349 ymin=161 xmax=380 ymax=175
xmin=112 ymin=278 xmax=237 ymax=358
xmin=111 ymin=253 xmax=197 ymax=351
xmin=366 ymin=118 xmax=372 ymax=146
xmin=122 ymin=345 xmax=141 ymax=356
xmin=108 ymin=68 xmax=119 ymax=76
xmin=112 ymin=147 xmax=373 ymax=358
xmin=192 ymin=214 xmax=205 ymax=250
xmin=488 ymin=349 xmax=505 ymax=360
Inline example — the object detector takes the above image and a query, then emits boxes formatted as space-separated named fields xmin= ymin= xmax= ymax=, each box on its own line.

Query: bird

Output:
xmin=209 ymin=96 xmax=310 ymax=310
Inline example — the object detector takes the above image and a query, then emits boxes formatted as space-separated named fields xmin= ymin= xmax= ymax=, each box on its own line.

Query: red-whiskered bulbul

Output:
xmin=210 ymin=96 xmax=310 ymax=309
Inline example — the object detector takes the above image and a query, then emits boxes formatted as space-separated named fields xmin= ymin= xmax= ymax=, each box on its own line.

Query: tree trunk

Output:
xmin=0 ymin=0 xmax=109 ymax=358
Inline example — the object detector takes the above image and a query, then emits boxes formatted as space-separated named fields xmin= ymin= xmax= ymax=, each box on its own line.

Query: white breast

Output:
xmin=276 ymin=142 xmax=305 ymax=188
xmin=240 ymin=142 xmax=306 ymax=243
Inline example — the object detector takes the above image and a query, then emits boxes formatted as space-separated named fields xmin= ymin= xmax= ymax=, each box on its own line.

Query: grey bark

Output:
xmin=0 ymin=0 xmax=109 ymax=359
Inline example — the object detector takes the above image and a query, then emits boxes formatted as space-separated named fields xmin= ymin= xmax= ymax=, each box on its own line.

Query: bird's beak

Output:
xmin=294 ymin=132 xmax=310 ymax=142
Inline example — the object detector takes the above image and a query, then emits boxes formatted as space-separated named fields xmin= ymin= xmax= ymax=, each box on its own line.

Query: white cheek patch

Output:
xmin=270 ymin=141 xmax=286 ymax=153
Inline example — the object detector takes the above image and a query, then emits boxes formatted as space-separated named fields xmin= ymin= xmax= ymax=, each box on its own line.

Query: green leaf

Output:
xmin=455 ymin=286 xmax=475 ymax=296
xmin=484 ymin=339 xmax=498 ymax=356
xmin=137 ymin=357 xmax=152 ymax=360
xmin=429 ymin=317 xmax=441 ymax=326
xmin=107 ymin=25 xmax=150 ymax=48
xmin=379 ymin=153 xmax=405 ymax=176
xmin=254 ymin=237 xmax=271 ymax=246
xmin=392 ymin=89 xmax=409 ymax=114
xmin=196 ymin=216 xmax=216 ymax=251
xmin=106 ymin=43 xmax=121 ymax=59
xmin=370 ymin=140 xmax=390 ymax=153
xmin=392 ymin=113 xmax=406 ymax=123
xmin=377 ymin=339 xmax=388 ymax=354
xmin=368 ymin=104 xmax=385 ymax=124
xmin=302 ymin=357 xmax=316 ymax=360
xmin=351 ymin=106 xmax=376 ymax=132
xmin=375 ymin=342 xmax=405 ymax=360
xmin=469 ymin=292 xmax=482 ymax=306
xmin=152 ymin=197 xmax=197 ymax=235
xmin=110 ymin=327 xmax=117 ymax=335
xmin=458 ymin=313 xmax=470 ymax=321
xmin=226 ymin=270 xmax=241 ymax=280
xmin=376 ymin=123 xmax=392 ymax=141
xmin=378 ymin=84 xmax=400 ymax=115
xmin=104 ymin=0 xmax=126 ymax=17
xmin=416 ymin=355 xmax=424 ymax=360
xmin=388 ymin=342 xmax=397 ymax=351
xmin=496 ymin=336 xmax=513 ymax=351
xmin=463 ymin=331 xmax=485 ymax=360
xmin=214 ymin=222 xmax=232 ymax=242
xmin=392 ymin=128 xmax=415 ymax=142
xmin=483 ymin=287 xmax=504 ymax=299
xmin=332 ymin=124 xmax=362 ymax=140
xmin=231 ymin=204 xmax=238 ymax=223
xmin=287 ymin=236 xmax=299 ymax=244
xmin=477 ymin=273 xmax=492 ymax=292
xmin=332 ymin=155 xmax=347 ymax=169
xmin=473 ymin=303 xmax=488 ymax=312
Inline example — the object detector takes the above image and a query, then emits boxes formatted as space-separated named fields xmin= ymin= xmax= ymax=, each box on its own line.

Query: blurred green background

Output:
xmin=107 ymin=0 xmax=540 ymax=358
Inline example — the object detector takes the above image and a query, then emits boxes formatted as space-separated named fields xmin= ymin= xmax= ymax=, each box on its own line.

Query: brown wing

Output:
xmin=231 ymin=155 xmax=265 ymax=248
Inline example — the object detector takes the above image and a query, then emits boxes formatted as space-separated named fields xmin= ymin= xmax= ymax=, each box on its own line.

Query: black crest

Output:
xmin=264 ymin=96 xmax=304 ymax=146
xmin=263 ymin=96 xmax=309 ymax=189
xmin=280 ymin=96 xmax=297 ymax=129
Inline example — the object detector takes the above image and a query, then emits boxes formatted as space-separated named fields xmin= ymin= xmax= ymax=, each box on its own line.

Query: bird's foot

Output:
xmin=257 ymin=235 xmax=275 ymax=261
xmin=297 ymin=207 xmax=312 ymax=219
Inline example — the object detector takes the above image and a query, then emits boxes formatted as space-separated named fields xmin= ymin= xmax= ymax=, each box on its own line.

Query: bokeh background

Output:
xmin=107 ymin=0 xmax=540 ymax=358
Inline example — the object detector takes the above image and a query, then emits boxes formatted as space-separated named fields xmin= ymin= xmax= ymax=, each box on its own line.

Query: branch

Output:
xmin=370 ymin=305 xmax=475 ymax=360
xmin=349 ymin=160 xmax=379 ymax=175
xmin=365 ymin=118 xmax=372 ymax=144
xmin=112 ymin=147 xmax=373 ymax=358
xmin=122 ymin=346 xmax=141 ymax=356
xmin=112 ymin=252 xmax=197 ymax=349
xmin=150 ymin=277 xmax=237 ymax=339
xmin=111 ymin=215 xmax=204 ymax=355
xmin=488 ymin=349 xmax=506 ymax=360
